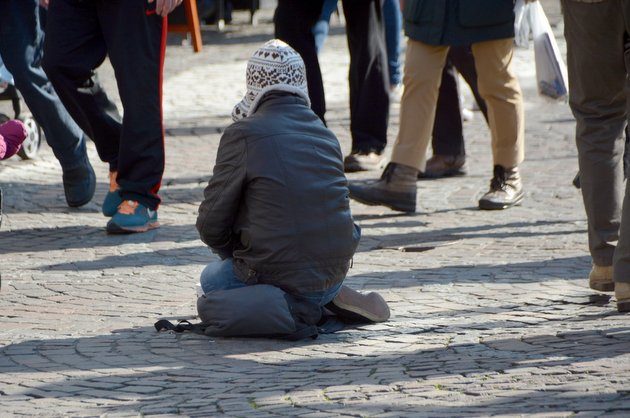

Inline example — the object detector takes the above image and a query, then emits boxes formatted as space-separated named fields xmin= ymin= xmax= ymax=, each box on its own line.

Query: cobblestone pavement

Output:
xmin=1 ymin=3 xmax=629 ymax=417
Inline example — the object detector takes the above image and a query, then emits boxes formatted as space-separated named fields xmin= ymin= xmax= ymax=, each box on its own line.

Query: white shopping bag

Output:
xmin=526 ymin=1 xmax=569 ymax=100
xmin=513 ymin=0 xmax=530 ymax=49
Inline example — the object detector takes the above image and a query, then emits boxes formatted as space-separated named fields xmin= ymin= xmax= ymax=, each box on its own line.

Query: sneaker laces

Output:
xmin=490 ymin=166 xmax=507 ymax=191
xmin=118 ymin=200 xmax=138 ymax=215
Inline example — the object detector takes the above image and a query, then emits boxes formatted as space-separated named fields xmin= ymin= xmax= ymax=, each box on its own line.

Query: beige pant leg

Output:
xmin=472 ymin=38 xmax=524 ymax=168
xmin=390 ymin=39 xmax=449 ymax=171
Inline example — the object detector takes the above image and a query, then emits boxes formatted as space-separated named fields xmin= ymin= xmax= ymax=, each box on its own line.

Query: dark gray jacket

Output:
xmin=404 ymin=0 xmax=515 ymax=46
xmin=196 ymin=93 xmax=361 ymax=295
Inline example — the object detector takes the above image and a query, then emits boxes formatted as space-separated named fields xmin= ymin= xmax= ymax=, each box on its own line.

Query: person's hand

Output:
xmin=39 ymin=0 xmax=49 ymax=8
xmin=148 ymin=0 xmax=183 ymax=17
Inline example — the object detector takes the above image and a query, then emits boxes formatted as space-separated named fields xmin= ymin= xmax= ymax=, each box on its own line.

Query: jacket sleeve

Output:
xmin=196 ymin=127 xmax=247 ymax=259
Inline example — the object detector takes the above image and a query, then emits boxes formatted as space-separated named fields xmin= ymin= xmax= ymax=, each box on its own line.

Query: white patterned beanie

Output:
xmin=232 ymin=39 xmax=310 ymax=121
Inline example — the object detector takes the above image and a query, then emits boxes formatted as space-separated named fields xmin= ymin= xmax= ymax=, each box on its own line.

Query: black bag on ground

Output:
xmin=155 ymin=284 xmax=322 ymax=341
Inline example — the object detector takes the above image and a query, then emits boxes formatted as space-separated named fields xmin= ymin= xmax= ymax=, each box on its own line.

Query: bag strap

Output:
xmin=154 ymin=319 xmax=207 ymax=335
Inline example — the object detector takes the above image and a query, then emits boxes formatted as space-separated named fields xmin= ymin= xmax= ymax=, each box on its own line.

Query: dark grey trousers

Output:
xmin=563 ymin=0 xmax=630 ymax=282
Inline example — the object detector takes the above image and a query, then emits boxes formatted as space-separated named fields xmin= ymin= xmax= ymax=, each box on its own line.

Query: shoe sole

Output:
xmin=478 ymin=192 xmax=524 ymax=210
xmin=618 ymin=299 xmax=630 ymax=312
xmin=589 ymin=281 xmax=615 ymax=292
xmin=107 ymin=221 xmax=160 ymax=234
xmin=349 ymin=192 xmax=416 ymax=213
xmin=330 ymin=288 xmax=390 ymax=323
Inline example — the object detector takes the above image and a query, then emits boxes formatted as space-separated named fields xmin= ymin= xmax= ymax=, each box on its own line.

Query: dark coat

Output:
xmin=196 ymin=92 xmax=361 ymax=296
xmin=403 ymin=0 xmax=515 ymax=46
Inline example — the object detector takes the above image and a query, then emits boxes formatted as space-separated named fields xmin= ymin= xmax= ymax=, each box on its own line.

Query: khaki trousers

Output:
xmin=391 ymin=38 xmax=524 ymax=172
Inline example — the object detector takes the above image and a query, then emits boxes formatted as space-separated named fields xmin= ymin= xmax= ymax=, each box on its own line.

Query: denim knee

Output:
xmin=199 ymin=258 xmax=245 ymax=294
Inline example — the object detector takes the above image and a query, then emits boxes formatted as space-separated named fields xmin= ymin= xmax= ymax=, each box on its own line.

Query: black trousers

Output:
xmin=275 ymin=0 xmax=390 ymax=155
xmin=432 ymin=45 xmax=488 ymax=157
xmin=42 ymin=0 xmax=166 ymax=210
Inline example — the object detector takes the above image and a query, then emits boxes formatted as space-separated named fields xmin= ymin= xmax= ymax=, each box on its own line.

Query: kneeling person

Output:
xmin=196 ymin=40 xmax=389 ymax=323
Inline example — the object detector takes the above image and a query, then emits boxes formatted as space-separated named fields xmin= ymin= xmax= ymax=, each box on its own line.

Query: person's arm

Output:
xmin=196 ymin=127 xmax=247 ymax=259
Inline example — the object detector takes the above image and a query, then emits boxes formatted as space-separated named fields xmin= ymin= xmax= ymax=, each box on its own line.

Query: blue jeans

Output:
xmin=0 ymin=0 xmax=88 ymax=169
xmin=313 ymin=0 xmax=338 ymax=53
xmin=200 ymin=258 xmax=342 ymax=307
xmin=382 ymin=0 xmax=402 ymax=86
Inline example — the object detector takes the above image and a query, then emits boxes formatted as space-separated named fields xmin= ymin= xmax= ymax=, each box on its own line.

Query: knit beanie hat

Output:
xmin=232 ymin=39 xmax=310 ymax=121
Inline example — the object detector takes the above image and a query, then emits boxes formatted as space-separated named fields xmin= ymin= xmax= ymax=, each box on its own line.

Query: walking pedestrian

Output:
xmin=349 ymin=0 xmax=529 ymax=212
xmin=274 ymin=0 xmax=390 ymax=173
xmin=562 ymin=0 xmax=630 ymax=312
xmin=0 ymin=0 xmax=95 ymax=207
xmin=41 ymin=0 xmax=182 ymax=233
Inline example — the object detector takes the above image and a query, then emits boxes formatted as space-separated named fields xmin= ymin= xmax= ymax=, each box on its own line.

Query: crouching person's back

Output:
xmin=196 ymin=40 xmax=389 ymax=325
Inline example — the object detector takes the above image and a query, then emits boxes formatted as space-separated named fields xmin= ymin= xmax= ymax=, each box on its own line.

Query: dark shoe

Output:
xmin=616 ymin=282 xmax=630 ymax=312
xmin=102 ymin=171 xmax=122 ymax=217
xmin=478 ymin=165 xmax=524 ymax=210
xmin=589 ymin=264 xmax=614 ymax=292
xmin=573 ymin=171 xmax=581 ymax=189
xmin=418 ymin=154 xmax=466 ymax=179
xmin=326 ymin=285 xmax=390 ymax=323
xmin=343 ymin=152 xmax=383 ymax=173
xmin=62 ymin=159 xmax=96 ymax=208
xmin=106 ymin=200 xmax=159 ymax=234
xmin=348 ymin=163 xmax=418 ymax=212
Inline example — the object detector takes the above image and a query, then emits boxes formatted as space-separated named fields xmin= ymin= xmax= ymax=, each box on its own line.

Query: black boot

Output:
xmin=62 ymin=158 xmax=96 ymax=208
xmin=348 ymin=163 xmax=418 ymax=212
xmin=478 ymin=165 xmax=524 ymax=210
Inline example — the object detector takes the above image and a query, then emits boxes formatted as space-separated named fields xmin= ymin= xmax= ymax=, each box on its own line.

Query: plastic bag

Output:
xmin=517 ymin=1 xmax=568 ymax=100
xmin=513 ymin=0 xmax=530 ymax=48
xmin=530 ymin=2 xmax=568 ymax=99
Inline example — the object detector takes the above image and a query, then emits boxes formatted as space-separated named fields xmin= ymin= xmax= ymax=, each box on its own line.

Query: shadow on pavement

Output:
xmin=2 ymin=325 xmax=628 ymax=415
xmin=343 ymin=255 xmax=593 ymax=287
xmin=357 ymin=219 xmax=585 ymax=252
xmin=0 ymin=223 xmax=199 ymax=254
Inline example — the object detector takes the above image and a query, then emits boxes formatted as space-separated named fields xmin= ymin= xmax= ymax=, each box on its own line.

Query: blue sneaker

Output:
xmin=106 ymin=200 xmax=159 ymax=234
xmin=102 ymin=171 xmax=122 ymax=217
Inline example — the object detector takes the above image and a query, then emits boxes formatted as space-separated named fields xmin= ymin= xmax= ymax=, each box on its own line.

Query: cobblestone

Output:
xmin=1 ymin=1 xmax=629 ymax=416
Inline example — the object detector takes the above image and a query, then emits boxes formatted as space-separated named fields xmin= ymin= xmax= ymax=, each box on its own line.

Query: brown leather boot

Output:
xmin=589 ymin=265 xmax=614 ymax=292
xmin=327 ymin=285 xmax=390 ymax=323
xmin=479 ymin=165 xmax=524 ymax=210
xmin=348 ymin=163 xmax=418 ymax=212
xmin=615 ymin=282 xmax=630 ymax=312
xmin=418 ymin=154 xmax=466 ymax=179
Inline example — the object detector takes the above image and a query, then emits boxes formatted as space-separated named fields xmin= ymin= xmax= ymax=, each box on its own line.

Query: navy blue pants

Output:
xmin=42 ymin=0 xmax=167 ymax=210
xmin=0 ymin=0 xmax=88 ymax=170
